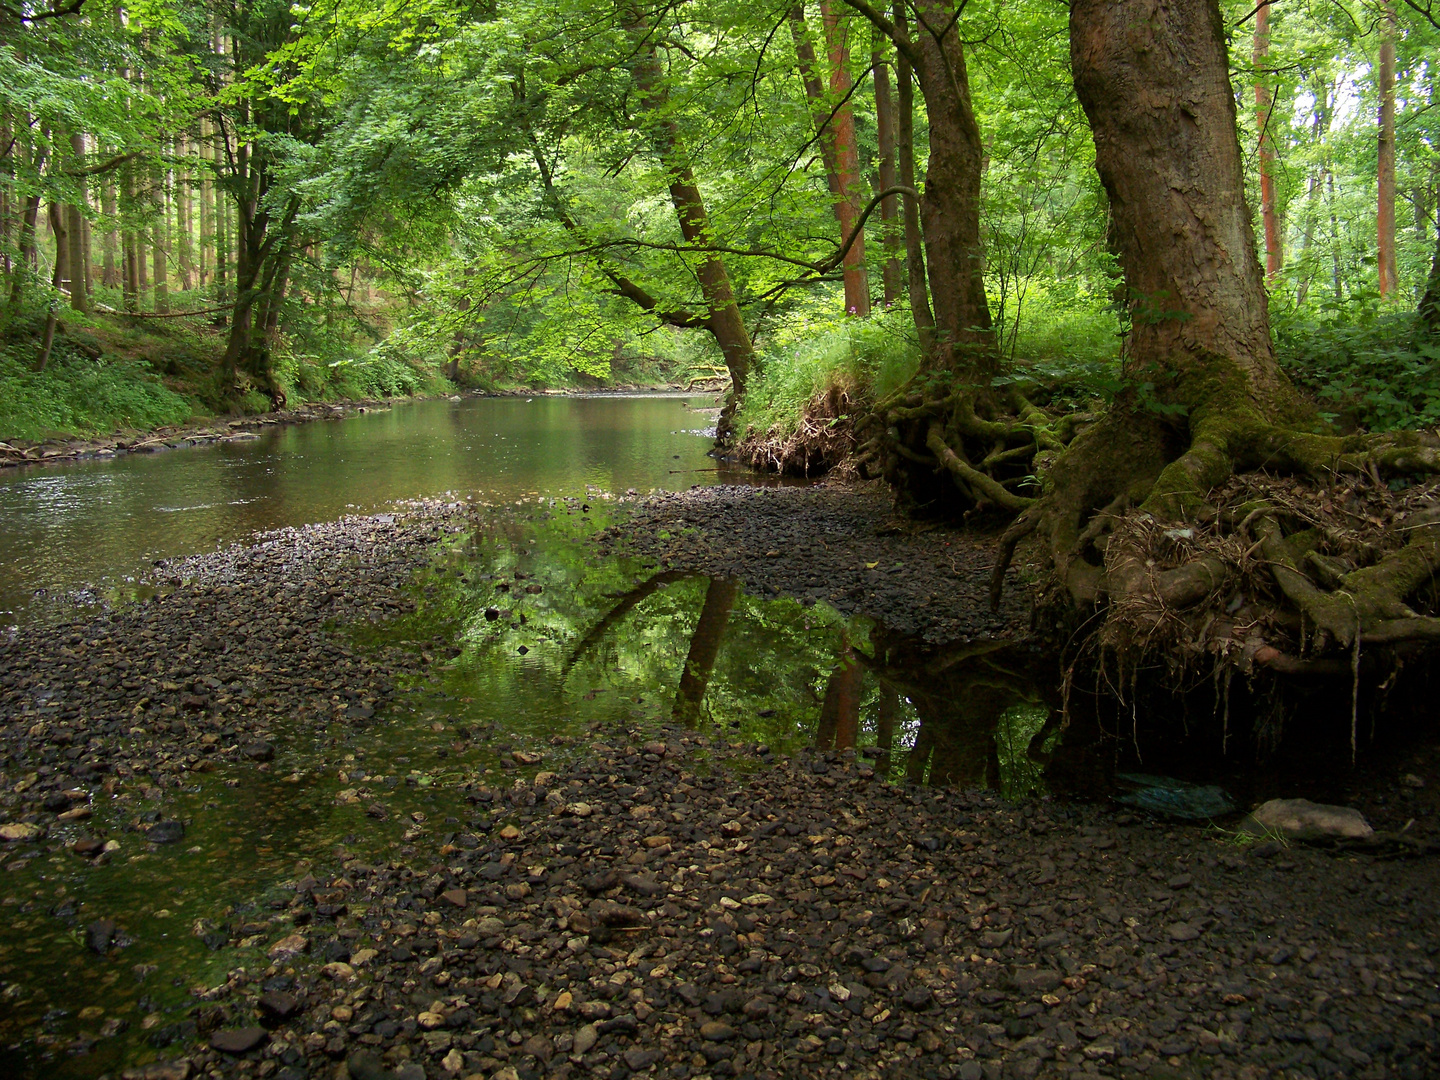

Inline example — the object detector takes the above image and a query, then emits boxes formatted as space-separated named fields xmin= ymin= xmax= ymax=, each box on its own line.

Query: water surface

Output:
xmin=0 ymin=394 xmax=726 ymax=624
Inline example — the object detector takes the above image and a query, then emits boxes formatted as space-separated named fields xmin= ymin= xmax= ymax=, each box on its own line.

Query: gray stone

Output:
xmin=1242 ymin=798 xmax=1372 ymax=841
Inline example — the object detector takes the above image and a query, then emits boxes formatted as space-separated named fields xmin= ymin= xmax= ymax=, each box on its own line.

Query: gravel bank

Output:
xmin=138 ymin=738 xmax=1439 ymax=1080
xmin=592 ymin=484 xmax=1031 ymax=644
xmin=1 ymin=486 xmax=1437 ymax=1080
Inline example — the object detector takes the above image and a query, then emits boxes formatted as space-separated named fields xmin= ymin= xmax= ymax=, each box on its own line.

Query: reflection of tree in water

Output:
xmin=672 ymin=578 xmax=737 ymax=726
xmin=568 ymin=571 xmax=738 ymax=728
xmin=825 ymin=633 xmax=1060 ymax=797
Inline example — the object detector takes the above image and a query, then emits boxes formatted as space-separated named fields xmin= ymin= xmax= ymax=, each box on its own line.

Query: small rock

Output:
xmin=146 ymin=820 xmax=185 ymax=844
xmin=258 ymin=990 xmax=300 ymax=1021
xmin=0 ymin=822 xmax=43 ymax=842
xmin=439 ymin=888 xmax=467 ymax=907
xmin=86 ymin=918 xmax=117 ymax=954
xmin=209 ymin=1027 xmax=268 ymax=1055
xmin=700 ymin=1021 xmax=735 ymax=1041
xmin=1167 ymin=922 xmax=1202 ymax=942
xmin=572 ymin=1024 xmax=598 ymax=1055
xmin=242 ymin=741 xmax=274 ymax=762
xmin=268 ymin=934 xmax=308 ymax=960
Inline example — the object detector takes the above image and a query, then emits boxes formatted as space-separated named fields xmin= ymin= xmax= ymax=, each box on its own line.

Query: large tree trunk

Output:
xmin=815 ymin=647 xmax=862 ymax=750
xmin=1252 ymin=3 xmax=1282 ymax=283
xmin=152 ymin=161 xmax=169 ymax=315
xmin=1377 ymin=0 xmax=1398 ymax=297
xmin=1071 ymin=0 xmax=1283 ymax=408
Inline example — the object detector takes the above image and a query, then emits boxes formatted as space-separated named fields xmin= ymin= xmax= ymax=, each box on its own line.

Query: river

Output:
xmin=0 ymin=394 xmax=730 ymax=626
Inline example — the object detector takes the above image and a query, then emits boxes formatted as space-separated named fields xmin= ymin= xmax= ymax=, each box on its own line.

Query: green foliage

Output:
xmin=1275 ymin=301 xmax=1440 ymax=431
xmin=0 ymin=345 xmax=193 ymax=441
xmin=736 ymin=301 xmax=921 ymax=438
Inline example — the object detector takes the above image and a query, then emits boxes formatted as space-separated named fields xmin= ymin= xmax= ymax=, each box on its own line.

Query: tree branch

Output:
xmin=1 ymin=0 xmax=85 ymax=22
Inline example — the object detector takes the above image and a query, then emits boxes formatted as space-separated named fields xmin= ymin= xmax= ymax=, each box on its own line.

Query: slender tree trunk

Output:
xmin=152 ymin=160 xmax=169 ymax=314
xmin=821 ymin=0 xmax=869 ymax=315
xmin=625 ymin=11 xmax=755 ymax=438
xmin=791 ymin=4 xmax=868 ymax=315
xmin=1253 ymin=3 xmax=1281 ymax=282
xmin=1295 ymin=175 xmax=1321 ymax=306
xmin=177 ymin=136 xmax=194 ymax=290
xmin=199 ymin=118 xmax=213 ymax=286
xmin=672 ymin=578 xmax=738 ymax=727
xmin=873 ymin=33 xmax=901 ymax=305
xmin=1377 ymin=0 xmax=1398 ymax=296
xmin=101 ymin=166 xmax=118 ymax=288
xmin=1327 ymin=167 xmax=1343 ymax=300
xmin=0 ymin=108 xmax=10 ymax=279
xmin=66 ymin=132 xmax=87 ymax=312
xmin=893 ymin=3 xmax=934 ymax=350
xmin=1070 ymin=0 xmax=1283 ymax=403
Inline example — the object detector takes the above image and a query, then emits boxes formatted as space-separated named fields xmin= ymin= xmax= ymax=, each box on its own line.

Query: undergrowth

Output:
xmin=1274 ymin=297 xmax=1440 ymax=432
xmin=0 ymin=343 xmax=194 ymax=440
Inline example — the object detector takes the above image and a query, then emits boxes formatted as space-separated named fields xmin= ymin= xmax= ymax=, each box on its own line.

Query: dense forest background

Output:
xmin=1 ymin=0 xmax=1437 ymax=442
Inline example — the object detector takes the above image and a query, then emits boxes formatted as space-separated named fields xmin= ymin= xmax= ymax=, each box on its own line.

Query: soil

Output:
xmin=1 ymin=485 xmax=1438 ymax=1080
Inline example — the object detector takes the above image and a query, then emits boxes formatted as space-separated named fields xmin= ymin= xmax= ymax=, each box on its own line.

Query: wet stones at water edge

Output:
xmin=136 ymin=737 xmax=1438 ymax=1080
xmin=0 ymin=502 xmax=467 ymax=834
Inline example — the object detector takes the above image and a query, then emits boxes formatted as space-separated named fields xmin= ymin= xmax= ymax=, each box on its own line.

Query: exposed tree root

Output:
xmin=850 ymin=381 xmax=1076 ymax=518
xmin=991 ymin=402 xmax=1440 ymax=710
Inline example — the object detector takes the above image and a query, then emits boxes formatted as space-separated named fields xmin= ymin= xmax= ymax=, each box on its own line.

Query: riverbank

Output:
xmin=1 ymin=487 xmax=1437 ymax=1079
xmin=0 ymin=398 xmax=403 ymax=470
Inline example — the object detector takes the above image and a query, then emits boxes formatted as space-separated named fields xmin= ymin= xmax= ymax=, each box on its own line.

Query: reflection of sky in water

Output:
xmin=0 ymin=395 xmax=723 ymax=624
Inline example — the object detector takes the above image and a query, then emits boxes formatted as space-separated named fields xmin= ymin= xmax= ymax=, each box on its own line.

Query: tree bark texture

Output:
xmin=820 ymin=0 xmax=870 ymax=316
xmin=1377 ymin=0 xmax=1398 ymax=297
xmin=873 ymin=36 xmax=902 ymax=305
xmin=909 ymin=0 xmax=995 ymax=376
xmin=1070 ymin=0 xmax=1284 ymax=405
xmin=1252 ymin=3 xmax=1281 ymax=282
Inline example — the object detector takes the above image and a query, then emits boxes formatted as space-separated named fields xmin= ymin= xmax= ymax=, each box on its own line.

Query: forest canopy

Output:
xmin=2 ymin=0 xmax=1436 ymax=420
